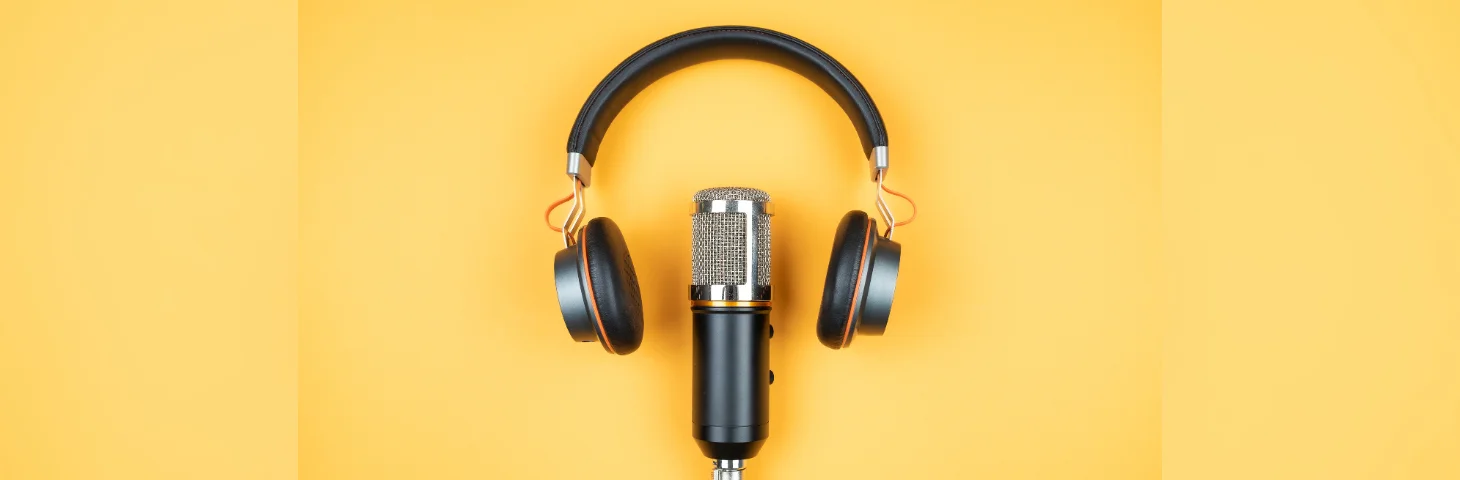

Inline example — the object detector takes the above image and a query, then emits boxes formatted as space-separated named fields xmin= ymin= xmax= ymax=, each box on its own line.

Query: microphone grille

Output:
xmin=692 ymin=187 xmax=771 ymax=202
xmin=691 ymin=187 xmax=771 ymax=287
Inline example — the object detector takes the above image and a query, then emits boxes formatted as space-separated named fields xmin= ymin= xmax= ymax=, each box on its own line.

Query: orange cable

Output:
xmin=543 ymin=193 xmax=573 ymax=233
xmin=881 ymin=183 xmax=917 ymax=227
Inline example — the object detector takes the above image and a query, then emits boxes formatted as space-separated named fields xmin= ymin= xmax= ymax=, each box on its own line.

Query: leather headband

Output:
xmin=567 ymin=26 xmax=889 ymax=167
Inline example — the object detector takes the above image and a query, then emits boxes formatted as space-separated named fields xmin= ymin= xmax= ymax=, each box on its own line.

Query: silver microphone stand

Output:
xmin=711 ymin=459 xmax=744 ymax=479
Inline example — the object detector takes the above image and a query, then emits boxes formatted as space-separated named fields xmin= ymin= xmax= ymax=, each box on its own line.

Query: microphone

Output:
xmin=690 ymin=187 xmax=772 ymax=477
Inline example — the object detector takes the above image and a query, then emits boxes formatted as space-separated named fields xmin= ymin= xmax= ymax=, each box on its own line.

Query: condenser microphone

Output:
xmin=690 ymin=187 xmax=772 ymax=479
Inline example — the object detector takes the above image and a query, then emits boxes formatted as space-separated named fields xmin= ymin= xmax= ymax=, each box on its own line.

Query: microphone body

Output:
xmin=689 ymin=187 xmax=773 ymax=463
xmin=692 ymin=306 xmax=770 ymax=460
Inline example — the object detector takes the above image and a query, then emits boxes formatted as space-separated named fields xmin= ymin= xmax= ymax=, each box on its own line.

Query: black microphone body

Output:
xmin=692 ymin=306 xmax=771 ymax=460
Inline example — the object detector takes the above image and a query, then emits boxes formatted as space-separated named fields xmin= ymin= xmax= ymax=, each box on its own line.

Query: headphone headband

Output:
xmin=565 ymin=26 xmax=889 ymax=186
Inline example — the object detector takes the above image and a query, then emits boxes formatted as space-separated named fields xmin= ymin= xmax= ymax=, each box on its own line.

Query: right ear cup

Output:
xmin=553 ymin=217 xmax=644 ymax=355
xmin=816 ymin=211 xmax=902 ymax=349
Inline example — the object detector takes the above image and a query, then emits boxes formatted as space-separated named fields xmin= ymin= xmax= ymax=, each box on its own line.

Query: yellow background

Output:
xmin=0 ymin=0 xmax=1455 ymax=479
xmin=0 ymin=1 xmax=297 ymax=479
xmin=1163 ymin=1 xmax=1460 ymax=479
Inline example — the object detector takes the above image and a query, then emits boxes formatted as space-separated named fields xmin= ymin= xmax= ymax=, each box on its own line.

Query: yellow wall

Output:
xmin=0 ymin=1 xmax=298 ymax=479
xmin=1163 ymin=1 xmax=1460 ymax=479
xmin=1 ymin=0 xmax=1455 ymax=479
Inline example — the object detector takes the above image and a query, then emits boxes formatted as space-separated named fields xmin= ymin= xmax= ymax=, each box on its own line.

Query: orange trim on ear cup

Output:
xmin=579 ymin=227 xmax=617 ymax=354
xmin=840 ymin=217 xmax=874 ymax=348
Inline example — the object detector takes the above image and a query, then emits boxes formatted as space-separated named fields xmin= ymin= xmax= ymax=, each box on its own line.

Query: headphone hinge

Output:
xmin=867 ymin=146 xmax=889 ymax=181
xmin=566 ymin=152 xmax=592 ymax=187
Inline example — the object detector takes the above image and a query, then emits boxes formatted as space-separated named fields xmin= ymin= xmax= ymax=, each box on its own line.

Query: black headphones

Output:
xmin=548 ymin=26 xmax=914 ymax=355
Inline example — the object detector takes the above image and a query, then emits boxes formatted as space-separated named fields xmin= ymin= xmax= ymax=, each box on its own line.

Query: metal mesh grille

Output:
xmin=691 ymin=187 xmax=771 ymax=287
xmin=753 ymin=213 xmax=770 ymax=286
xmin=692 ymin=213 xmax=746 ymax=285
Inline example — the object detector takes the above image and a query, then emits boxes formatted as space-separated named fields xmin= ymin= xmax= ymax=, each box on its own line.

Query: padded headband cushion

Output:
xmin=568 ymin=25 xmax=887 ymax=164
xmin=580 ymin=218 xmax=644 ymax=355
xmin=817 ymin=211 xmax=876 ymax=349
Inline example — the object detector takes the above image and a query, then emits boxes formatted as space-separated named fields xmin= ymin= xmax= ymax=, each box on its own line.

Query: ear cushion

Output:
xmin=817 ymin=211 xmax=876 ymax=349
xmin=579 ymin=217 xmax=644 ymax=355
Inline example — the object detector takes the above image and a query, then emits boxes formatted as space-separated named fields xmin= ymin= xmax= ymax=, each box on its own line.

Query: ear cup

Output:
xmin=578 ymin=217 xmax=644 ymax=354
xmin=817 ymin=211 xmax=876 ymax=349
xmin=857 ymin=234 xmax=901 ymax=336
xmin=554 ymin=244 xmax=600 ymax=344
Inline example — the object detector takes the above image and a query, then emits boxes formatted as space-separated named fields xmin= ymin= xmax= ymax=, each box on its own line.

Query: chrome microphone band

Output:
xmin=691 ymin=300 xmax=771 ymax=308
xmin=691 ymin=200 xmax=775 ymax=215
xmin=690 ymin=285 xmax=772 ymax=302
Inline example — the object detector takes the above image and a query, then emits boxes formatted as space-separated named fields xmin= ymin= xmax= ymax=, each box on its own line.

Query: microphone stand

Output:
xmin=712 ymin=459 xmax=745 ymax=479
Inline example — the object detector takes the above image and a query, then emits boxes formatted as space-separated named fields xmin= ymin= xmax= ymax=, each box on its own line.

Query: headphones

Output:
xmin=547 ymin=26 xmax=915 ymax=355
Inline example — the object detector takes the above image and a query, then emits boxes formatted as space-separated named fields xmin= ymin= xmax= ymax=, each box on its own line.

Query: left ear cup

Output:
xmin=815 ymin=211 xmax=901 ymax=349
xmin=553 ymin=217 xmax=644 ymax=354
xmin=579 ymin=218 xmax=644 ymax=354
xmin=554 ymin=241 xmax=601 ymax=344
xmin=817 ymin=211 xmax=874 ymax=349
